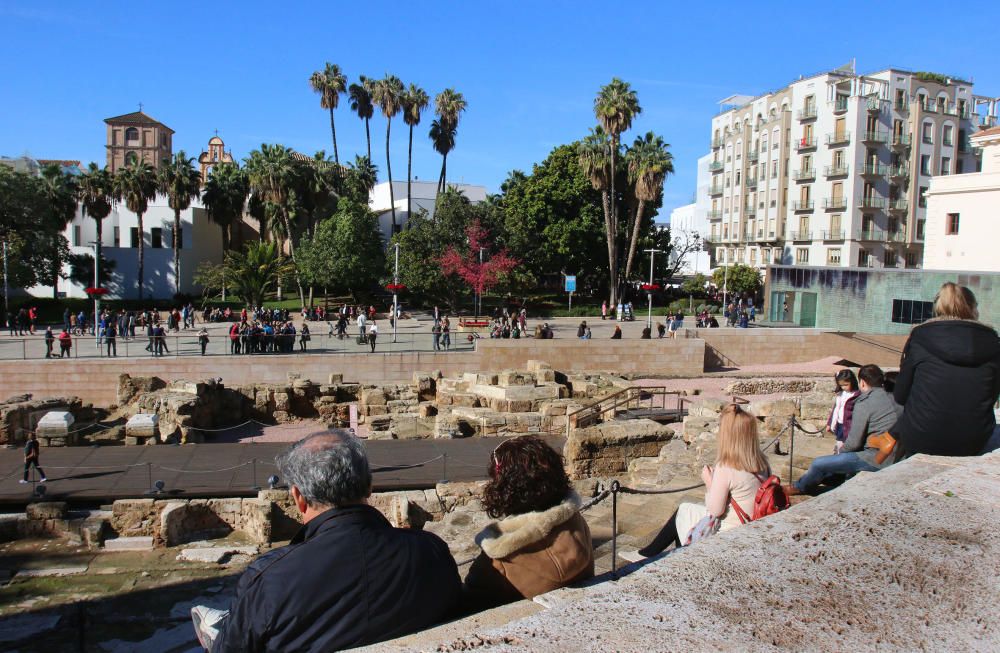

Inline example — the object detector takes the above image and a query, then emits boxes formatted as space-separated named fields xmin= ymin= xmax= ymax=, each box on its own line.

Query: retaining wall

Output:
xmin=691 ymin=328 xmax=908 ymax=369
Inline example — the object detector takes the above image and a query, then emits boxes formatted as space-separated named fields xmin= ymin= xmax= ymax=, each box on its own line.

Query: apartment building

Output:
xmin=704 ymin=65 xmax=998 ymax=271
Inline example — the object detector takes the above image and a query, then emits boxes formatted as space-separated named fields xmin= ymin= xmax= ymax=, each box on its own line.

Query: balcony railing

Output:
xmin=891 ymin=133 xmax=911 ymax=147
xmin=861 ymin=163 xmax=888 ymax=176
xmin=795 ymin=137 xmax=817 ymax=151
xmin=709 ymin=184 xmax=724 ymax=196
xmin=707 ymin=210 xmax=723 ymax=219
xmin=866 ymin=96 xmax=884 ymax=112
xmin=889 ymin=165 xmax=909 ymax=178
xmin=832 ymin=97 xmax=849 ymax=113
xmin=746 ymin=177 xmax=758 ymax=189
xmin=822 ymin=230 xmax=845 ymax=240
xmin=959 ymin=139 xmax=973 ymax=153
xmin=922 ymin=102 xmax=938 ymax=114
xmin=793 ymin=168 xmax=816 ymax=181
xmin=789 ymin=230 xmax=813 ymax=241
xmin=823 ymin=197 xmax=847 ymax=210
xmin=860 ymin=229 xmax=886 ymax=241
xmin=824 ymin=164 xmax=850 ymax=177
xmin=747 ymin=150 xmax=760 ymax=163
xmin=744 ymin=206 xmax=757 ymax=218
xmin=797 ymin=106 xmax=818 ymax=120
xmin=860 ymin=196 xmax=887 ymax=209
xmin=888 ymin=230 xmax=908 ymax=243
xmin=709 ymin=160 xmax=724 ymax=172
xmin=791 ymin=200 xmax=814 ymax=211
xmin=863 ymin=131 xmax=889 ymax=144
xmin=712 ymin=136 xmax=724 ymax=148
xmin=889 ymin=199 xmax=909 ymax=212
xmin=826 ymin=131 xmax=851 ymax=146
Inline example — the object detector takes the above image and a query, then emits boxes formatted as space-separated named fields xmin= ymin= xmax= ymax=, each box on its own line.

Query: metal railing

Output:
xmin=711 ymin=136 xmax=725 ymax=148
xmin=888 ymin=165 xmax=910 ymax=178
xmin=745 ymin=177 xmax=758 ymax=189
xmin=826 ymin=131 xmax=851 ymax=146
xmin=789 ymin=230 xmax=813 ymax=241
xmin=824 ymin=164 xmax=849 ymax=176
xmin=823 ymin=197 xmax=847 ymax=210
xmin=861 ymin=163 xmax=888 ymax=176
xmin=860 ymin=196 xmax=887 ymax=209
xmin=888 ymin=199 xmax=909 ymax=212
xmin=832 ymin=98 xmax=849 ymax=113
xmin=791 ymin=200 xmax=814 ymax=211
xmin=793 ymin=168 xmax=815 ymax=181
xmin=709 ymin=161 xmax=724 ymax=172
xmin=863 ymin=131 xmax=889 ymax=144
xmin=795 ymin=138 xmax=817 ymax=150
xmin=747 ymin=150 xmax=760 ymax=163
xmin=797 ymin=107 xmax=817 ymax=120
xmin=821 ymin=229 xmax=845 ymax=240
xmin=709 ymin=183 xmax=724 ymax=195
xmin=892 ymin=133 xmax=911 ymax=147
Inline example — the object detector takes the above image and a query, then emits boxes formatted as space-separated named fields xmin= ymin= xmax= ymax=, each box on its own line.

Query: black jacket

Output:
xmin=213 ymin=504 xmax=461 ymax=653
xmin=892 ymin=319 xmax=1000 ymax=456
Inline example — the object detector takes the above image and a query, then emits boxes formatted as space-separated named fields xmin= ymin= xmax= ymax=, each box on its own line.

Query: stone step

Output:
xmin=103 ymin=536 xmax=154 ymax=551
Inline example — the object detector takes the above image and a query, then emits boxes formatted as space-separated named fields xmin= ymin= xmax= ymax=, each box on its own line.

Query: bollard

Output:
xmin=788 ymin=418 xmax=796 ymax=485
xmin=610 ymin=480 xmax=620 ymax=578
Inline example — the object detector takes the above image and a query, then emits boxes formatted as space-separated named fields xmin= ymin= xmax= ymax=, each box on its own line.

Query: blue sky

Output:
xmin=2 ymin=1 xmax=998 ymax=221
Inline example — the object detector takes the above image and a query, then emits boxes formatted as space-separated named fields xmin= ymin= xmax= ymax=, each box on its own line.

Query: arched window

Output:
xmin=124 ymin=151 xmax=138 ymax=166
xmin=125 ymin=127 xmax=139 ymax=142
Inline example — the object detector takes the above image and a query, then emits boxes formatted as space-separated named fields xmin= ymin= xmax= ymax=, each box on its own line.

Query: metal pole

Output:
xmin=611 ymin=480 xmax=620 ymax=577
xmin=644 ymin=249 xmax=661 ymax=330
xmin=477 ymin=247 xmax=484 ymax=319
xmin=788 ymin=417 xmax=795 ymax=485
xmin=92 ymin=243 xmax=100 ymax=348
xmin=392 ymin=243 xmax=399 ymax=344
xmin=722 ymin=253 xmax=729 ymax=323
xmin=2 ymin=240 xmax=8 ymax=320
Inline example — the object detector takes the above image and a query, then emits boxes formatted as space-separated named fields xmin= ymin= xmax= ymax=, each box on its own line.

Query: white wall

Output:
xmin=370 ymin=180 xmax=488 ymax=243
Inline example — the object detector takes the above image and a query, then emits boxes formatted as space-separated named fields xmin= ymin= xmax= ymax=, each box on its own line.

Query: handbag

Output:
xmin=684 ymin=513 xmax=721 ymax=545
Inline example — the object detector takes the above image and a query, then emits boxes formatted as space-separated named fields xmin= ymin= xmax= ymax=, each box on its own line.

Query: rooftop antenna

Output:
xmin=138 ymin=102 xmax=143 ymax=112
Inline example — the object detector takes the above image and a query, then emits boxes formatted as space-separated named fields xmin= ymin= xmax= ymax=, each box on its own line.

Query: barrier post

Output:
xmin=441 ymin=453 xmax=448 ymax=483
xmin=250 ymin=458 xmax=260 ymax=491
xmin=610 ymin=480 xmax=620 ymax=578
xmin=788 ymin=418 xmax=796 ymax=485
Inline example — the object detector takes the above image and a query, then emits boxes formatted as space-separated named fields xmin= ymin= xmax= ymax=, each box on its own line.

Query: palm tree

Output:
xmin=348 ymin=76 xmax=376 ymax=160
xmin=77 ymin=163 xmax=114 ymax=293
xmin=578 ymin=127 xmax=616 ymax=302
xmin=223 ymin=240 xmax=296 ymax=308
xmin=309 ymin=62 xmax=348 ymax=165
xmin=402 ymin=84 xmax=429 ymax=228
xmin=373 ymin=74 xmax=405 ymax=233
xmin=429 ymin=119 xmax=456 ymax=204
xmin=245 ymin=144 xmax=304 ymax=305
xmin=624 ymin=132 xmax=673 ymax=279
xmin=202 ymin=162 xmax=248 ymax=253
xmin=38 ymin=165 xmax=78 ymax=298
xmin=594 ymin=78 xmax=641 ymax=297
xmin=432 ymin=88 xmax=467 ymax=195
xmin=113 ymin=158 xmax=158 ymax=299
xmin=158 ymin=151 xmax=202 ymax=295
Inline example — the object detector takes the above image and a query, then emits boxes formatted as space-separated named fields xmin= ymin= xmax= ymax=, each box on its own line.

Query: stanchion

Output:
xmin=610 ymin=480 xmax=620 ymax=578
xmin=788 ymin=418 xmax=796 ymax=485
xmin=440 ymin=453 xmax=448 ymax=484
xmin=250 ymin=458 xmax=260 ymax=491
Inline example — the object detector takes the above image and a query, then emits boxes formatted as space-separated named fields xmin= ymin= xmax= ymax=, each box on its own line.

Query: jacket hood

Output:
xmin=910 ymin=319 xmax=1000 ymax=367
xmin=475 ymin=494 xmax=581 ymax=559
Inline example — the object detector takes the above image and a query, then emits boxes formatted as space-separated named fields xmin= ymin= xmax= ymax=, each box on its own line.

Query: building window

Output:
xmin=125 ymin=127 xmax=139 ymax=142
xmin=891 ymin=299 xmax=934 ymax=325
xmin=946 ymin=213 xmax=960 ymax=235
xmin=796 ymin=248 xmax=809 ymax=264
xmin=941 ymin=157 xmax=951 ymax=176
xmin=883 ymin=249 xmax=896 ymax=267
xmin=113 ymin=226 xmax=120 ymax=245
xmin=772 ymin=162 xmax=778 ymax=178
xmin=858 ymin=248 xmax=870 ymax=267
xmin=922 ymin=122 xmax=933 ymax=144
xmin=151 ymin=228 xmax=163 ymax=249
xmin=919 ymin=186 xmax=928 ymax=208
xmin=130 ymin=227 xmax=139 ymax=248
xmin=827 ymin=248 xmax=841 ymax=264
xmin=943 ymin=125 xmax=953 ymax=146
xmin=72 ymin=225 xmax=81 ymax=247
xmin=763 ymin=249 xmax=771 ymax=263
xmin=749 ymin=249 xmax=757 ymax=265
xmin=161 ymin=134 xmax=167 ymax=147
xmin=906 ymin=252 xmax=919 ymax=268
xmin=920 ymin=155 xmax=931 ymax=176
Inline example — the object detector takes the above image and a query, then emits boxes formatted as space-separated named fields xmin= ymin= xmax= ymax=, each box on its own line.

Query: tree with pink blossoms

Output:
xmin=439 ymin=219 xmax=519 ymax=318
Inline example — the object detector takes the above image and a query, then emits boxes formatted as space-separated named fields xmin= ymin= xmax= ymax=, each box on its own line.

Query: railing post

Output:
xmin=610 ymin=480 xmax=620 ymax=578
xmin=788 ymin=417 xmax=796 ymax=485
xmin=22 ymin=339 xmax=26 ymax=360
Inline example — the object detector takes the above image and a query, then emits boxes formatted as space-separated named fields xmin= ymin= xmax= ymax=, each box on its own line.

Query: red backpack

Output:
xmin=729 ymin=474 xmax=790 ymax=523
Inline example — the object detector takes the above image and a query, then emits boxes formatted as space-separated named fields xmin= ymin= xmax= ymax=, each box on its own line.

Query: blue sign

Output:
xmin=565 ymin=275 xmax=576 ymax=292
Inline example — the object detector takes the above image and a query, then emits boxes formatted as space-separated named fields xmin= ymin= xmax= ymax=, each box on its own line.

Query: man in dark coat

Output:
xmin=203 ymin=431 xmax=460 ymax=652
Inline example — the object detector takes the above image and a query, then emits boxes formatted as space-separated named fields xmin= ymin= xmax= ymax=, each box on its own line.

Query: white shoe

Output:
xmin=18 ymin=479 xmax=27 ymax=484
xmin=39 ymin=477 xmax=47 ymax=483
xmin=618 ymin=550 xmax=646 ymax=563
xmin=191 ymin=606 xmax=228 ymax=650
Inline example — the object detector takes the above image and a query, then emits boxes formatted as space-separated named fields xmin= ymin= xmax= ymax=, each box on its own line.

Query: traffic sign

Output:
xmin=565 ymin=275 xmax=576 ymax=293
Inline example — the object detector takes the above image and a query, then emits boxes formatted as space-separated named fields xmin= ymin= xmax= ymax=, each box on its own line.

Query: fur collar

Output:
xmin=475 ymin=494 xmax=581 ymax=559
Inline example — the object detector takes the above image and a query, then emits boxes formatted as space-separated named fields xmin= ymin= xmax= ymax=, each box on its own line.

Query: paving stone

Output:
xmin=103 ymin=536 xmax=155 ymax=551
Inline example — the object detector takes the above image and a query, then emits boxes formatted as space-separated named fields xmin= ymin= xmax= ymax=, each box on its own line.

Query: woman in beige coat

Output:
xmin=464 ymin=436 xmax=594 ymax=609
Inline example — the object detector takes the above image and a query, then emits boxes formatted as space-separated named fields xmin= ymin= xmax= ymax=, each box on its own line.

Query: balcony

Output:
xmin=959 ymin=139 xmax=972 ymax=153
xmin=745 ymin=176 xmax=758 ymax=189
xmin=744 ymin=206 xmax=757 ymax=218
xmin=860 ymin=196 xmax=887 ymax=209
xmin=789 ymin=230 xmax=813 ymax=241
xmin=824 ymin=164 xmax=850 ymax=177
xmin=795 ymin=137 xmax=817 ymax=151
xmin=889 ymin=165 xmax=910 ymax=179
xmin=709 ymin=160 xmax=724 ymax=172
xmin=747 ymin=150 xmax=760 ymax=163
xmin=889 ymin=199 xmax=909 ymax=212
xmin=822 ymin=230 xmax=845 ymax=241
xmin=859 ymin=229 xmax=886 ymax=241
xmin=888 ymin=229 xmax=908 ymax=243
xmin=832 ymin=97 xmax=849 ymax=113
xmin=797 ymin=106 xmax=818 ymax=121
xmin=826 ymin=131 xmax=851 ymax=146
xmin=793 ymin=168 xmax=816 ymax=181
xmin=709 ymin=183 xmax=724 ymax=196
xmin=861 ymin=163 xmax=888 ymax=177
xmin=791 ymin=200 xmax=814 ymax=211
xmin=823 ymin=197 xmax=847 ymax=210
xmin=891 ymin=133 xmax=911 ymax=148
xmin=866 ymin=96 xmax=884 ymax=112
xmin=921 ymin=102 xmax=938 ymax=114
xmin=711 ymin=136 xmax=724 ymax=148
xmin=707 ymin=210 xmax=723 ymax=219
xmin=863 ymin=130 xmax=889 ymax=144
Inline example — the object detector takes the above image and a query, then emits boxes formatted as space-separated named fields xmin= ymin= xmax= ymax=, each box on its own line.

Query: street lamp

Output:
xmin=643 ymin=248 xmax=662 ymax=329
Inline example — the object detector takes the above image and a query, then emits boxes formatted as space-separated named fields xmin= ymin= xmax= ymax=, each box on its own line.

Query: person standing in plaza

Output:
xmin=58 ymin=328 xmax=72 ymax=357
xmin=20 ymin=433 xmax=47 ymax=484
xmin=105 ymin=321 xmax=117 ymax=357
xmin=44 ymin=327 xmax=55 ymax=358
xmin=601 ymin=301 xmax=607 ymax=321
xmin=442 ymin=317 xmax=451 ymax=351
xmin=432 ymin=320 xmax=442 ymax=351
xmin=63 ymin=307 xmax=71 ymax=332
xmin=198 ymin=327 xmax=210 ymax=356
xmin=357 ymin=311 xmax=367 ymax=342
xmin=299 ymin=323 xmax=311 ymax=352
xmin=368 ymin=321 xmax=378 ymax=352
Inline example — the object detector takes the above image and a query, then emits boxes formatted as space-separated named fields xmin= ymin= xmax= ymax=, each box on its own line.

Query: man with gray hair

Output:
xmin=203 ymin=430 xmax=461 ymax=652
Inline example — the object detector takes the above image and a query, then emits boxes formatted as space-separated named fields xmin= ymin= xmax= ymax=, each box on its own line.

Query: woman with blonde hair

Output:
xmin=888 ymin=282 xmax=1000 ymax=457
xmin=621 ymin=404 xmax=770 ymax=560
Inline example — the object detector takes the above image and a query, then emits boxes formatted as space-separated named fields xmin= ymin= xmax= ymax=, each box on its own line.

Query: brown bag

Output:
xmin=867 ymin=432 xmax=897 ymax=465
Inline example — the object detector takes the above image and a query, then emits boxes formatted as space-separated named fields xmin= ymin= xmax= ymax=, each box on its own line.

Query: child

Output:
xmin=827 ymin=369 xmax=859 ymax=453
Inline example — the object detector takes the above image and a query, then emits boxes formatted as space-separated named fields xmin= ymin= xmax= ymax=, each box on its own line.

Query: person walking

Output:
xmin=368 ymin=321 xmax=378 ymax=353
xmin=198 ymin=327 xmax=210 ymax=356
xmin=44 ymin=327 xmax=55 ymax=358
xmin=442 ymin=317 xmax=451 ymax=351
xmin=20 ymin=433 xmax=46 ymax=484
xmin=299 ymin=323 xmax=311 ymax=352
xmin=432 ymin=320 xmax=442 ymax=351
xmin=601 ymin=301 xmax=608 ymax=321
xmin=105 ymin=322 xmax=117 ymax=357
xmin=58 ymin=328 xmax=72 ymax=357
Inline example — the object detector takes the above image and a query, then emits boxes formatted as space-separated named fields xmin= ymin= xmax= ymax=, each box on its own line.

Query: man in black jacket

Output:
xmin=202 ymin=431 xmax=461 ymax=652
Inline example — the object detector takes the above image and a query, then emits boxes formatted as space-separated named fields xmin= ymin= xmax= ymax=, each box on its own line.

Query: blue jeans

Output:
xmin=794 ymin=452 xmax=879 ymax=493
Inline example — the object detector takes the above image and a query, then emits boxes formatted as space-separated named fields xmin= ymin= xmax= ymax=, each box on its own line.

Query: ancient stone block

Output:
xmin=26 ymin=502 xmax=67 ymax=521
xmin=273 ymin=392 xmax=291 ymax=412
xmin=360 ymin=387 xmax=387 ymax=406
xmin=418 ymin=403 xmax=438 ymax=418
xmin=751 ymin=399 xmax=799 ymax=418
xmin=125 ymin=413 xmax=159 ymax=445
xmin=564 ymin=419 xmax=677 ymax=479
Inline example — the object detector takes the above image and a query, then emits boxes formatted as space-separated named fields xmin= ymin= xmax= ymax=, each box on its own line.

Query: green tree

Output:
xmin=402 ymin=83 xmax=429 ymax=228
xmin=113 ymin=158 xmax=158 ymax=299
xmin=712 ymin=263 xmax=762 ymax=298
xmin=577 ymin=127 xmax=615 ymax=297
xmin=432 ymin=88 xmax=467 ymax=195
xmin=348 ymin=76 xmax=376 ymax=160
xmin=373 ymin=74 xmax=404 ymax=232
xmin=624 ymin=132 xmax=673 ymax=279
xmin=297 ymin=200 xmax=385 ymax=297
xmin=222 ymin=240 xmax=296 ymax=307
xmin=309 ymin=62 xmax=347 ymax=164
xmin=158 ymin=151 xmax=202 ymax=294
xmin=340 ymin=155 xmax=378 ymax=205
xmin=681 ymin=273 xmax=708 ymax=296
xmin=77 ymin=163 xmax=114 ymax=291
xmin=202 ymin=162 xmax=248 ymax=252
xmin=38 ymin=164 xmax=78 ymax=296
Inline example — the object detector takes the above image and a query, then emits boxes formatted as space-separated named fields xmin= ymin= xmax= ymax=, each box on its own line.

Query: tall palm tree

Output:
xmin=77 ymin=163 xmax=114 ymax=294
xmin=158 ymin=151 xmax=202 ymax=295
xmin=594 ymin=78 xmax=641 ymax=297
xmin=113 ymin=158 xmax=158 ymax=299
xmin=624 ymin=132 xmax=673 ymax=279
xmin=202 ymin=162 xmax=248 ymax=253
xmin=402 ymin=84 xmax=429 ymax=227
xmin=429 ymin=119 xmax=456 ymax=205
xmin=245 ymin=144 xmax=304 ymax=305
xmin=348 ymin=76 xmax=376 ymax=160
xmin=373 ymin=74 xmax=404 ymax=233
xmin=38 ymin=164 xmax=78 ymax=298
xmin=309 ymin=62 xmax=348 ymax=165
xmin=578 ymin=127 xmax=615 ymax=301
xmin=432 ymin=88 xmax=467 ymax=195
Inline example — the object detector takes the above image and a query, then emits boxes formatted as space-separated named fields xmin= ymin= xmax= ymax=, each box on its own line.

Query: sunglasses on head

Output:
xmin=491 ymin=436 xmax=528 ymax=474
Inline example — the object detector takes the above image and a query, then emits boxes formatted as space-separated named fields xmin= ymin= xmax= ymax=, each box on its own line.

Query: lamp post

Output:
xmin=2 ymin=240 xmax=8 ymax=321
xmin=721 ymin=249 xmax=729 ymax=324
xmin=392 ymin=243 xmax=399 ymax=344
xmin=477 ymin=247 xmax=485 ymax=319
xmin=643 ymin=248 xmax=662 ymax=330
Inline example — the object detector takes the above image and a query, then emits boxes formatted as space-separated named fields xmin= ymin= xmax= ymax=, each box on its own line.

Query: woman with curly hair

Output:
xmin=464 ymin=436 xmax=594 ymax=608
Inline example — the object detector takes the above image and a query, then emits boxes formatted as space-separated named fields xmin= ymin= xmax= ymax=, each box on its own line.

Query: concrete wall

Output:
xmin=692 ymin=328 xmax=906 ymax=369
xmin=924 ymin=161 xmax=1000 ymax=272
xmin=474 ymin=339 xmax=705 ymax=377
